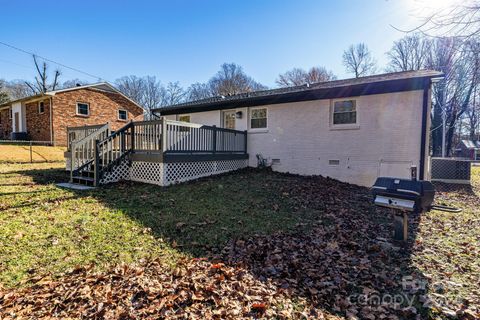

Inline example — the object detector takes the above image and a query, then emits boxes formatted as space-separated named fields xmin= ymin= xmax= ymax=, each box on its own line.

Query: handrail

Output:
xmin=67 ymin=123 xmax=105 ymax=131
xmin=67 ymin=123 xmax=108 ymax=151
xmin=95 ymin=122 xmax=134 ymax=185
xmin=70 ymin=123 xmax=110 ymax=183
xmin=71 ymin=124 xmax=109 ymax=146
xmin=97 ymin=121 xmax=132 ymax=145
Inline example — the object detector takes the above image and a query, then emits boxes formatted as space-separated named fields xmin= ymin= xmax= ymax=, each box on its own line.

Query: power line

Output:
xmin=0 ymin=40 xmax=104 ymax=81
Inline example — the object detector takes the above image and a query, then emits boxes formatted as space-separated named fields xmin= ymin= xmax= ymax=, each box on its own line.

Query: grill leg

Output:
xmin=393 ymin=211 xmax=408 ymax=241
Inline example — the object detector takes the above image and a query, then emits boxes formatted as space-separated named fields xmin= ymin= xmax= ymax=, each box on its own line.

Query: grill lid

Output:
xmin=372 ymin=177 xmax=432 ymax=196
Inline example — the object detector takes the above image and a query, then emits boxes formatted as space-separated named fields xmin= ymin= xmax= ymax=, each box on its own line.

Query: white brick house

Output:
xmin=154 ymin=70 xmax=442 ymax=187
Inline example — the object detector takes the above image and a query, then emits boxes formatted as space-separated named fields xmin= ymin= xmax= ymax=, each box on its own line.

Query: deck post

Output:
xmin=161 ymin=117 xmax=167 ymax=153
xmin=212 ymin=125 xmax=217 ymax=154
xmin=130 ymin=121 xmax=135 ymax=152
xmin=94 ymin=139 xmax=100 ymax=187
xmin=244 ymin=130 xmax=248 ymax=154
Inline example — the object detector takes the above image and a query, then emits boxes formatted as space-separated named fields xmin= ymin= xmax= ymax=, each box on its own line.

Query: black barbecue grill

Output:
xmin=372 ymin=176 xmax=436 ymax=240
xmin=372 ymin=177 xmax=435 ymax=213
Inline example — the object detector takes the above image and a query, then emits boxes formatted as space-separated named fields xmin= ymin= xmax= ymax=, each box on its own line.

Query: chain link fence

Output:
xmin=0 ymin=140 xmax=65 ymax=163
xmin=430 ymin=157 xmax=475 ymax=192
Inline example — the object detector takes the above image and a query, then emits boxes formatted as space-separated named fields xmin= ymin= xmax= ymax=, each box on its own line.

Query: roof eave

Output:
xmin=156 ymin=75 xmax=436 ymax=115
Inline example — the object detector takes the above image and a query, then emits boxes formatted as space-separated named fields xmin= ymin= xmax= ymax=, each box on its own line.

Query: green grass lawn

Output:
xmin=0 ymin=162 xmax=319 ymax=287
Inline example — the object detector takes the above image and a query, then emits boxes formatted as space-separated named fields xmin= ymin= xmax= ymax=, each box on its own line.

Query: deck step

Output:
xmin=72 ymin=176 xmax=95 ymax=186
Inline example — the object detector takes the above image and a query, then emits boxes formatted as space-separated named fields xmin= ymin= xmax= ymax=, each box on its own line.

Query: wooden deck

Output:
xmin=66 ymin=119 xmax=248 ymax=186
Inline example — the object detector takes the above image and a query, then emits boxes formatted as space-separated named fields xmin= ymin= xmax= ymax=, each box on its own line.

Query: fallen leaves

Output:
xmin=0 ymin=258 xmax=326 ymax=319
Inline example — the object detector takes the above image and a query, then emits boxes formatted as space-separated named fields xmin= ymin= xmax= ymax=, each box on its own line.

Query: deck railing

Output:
xmin=67 ymin=124 xmax=107 ymax=151
xmin=132 ymin=120 xmax=163 ymax=151
xmin=165 ymin=120 xmax=247 ymax=154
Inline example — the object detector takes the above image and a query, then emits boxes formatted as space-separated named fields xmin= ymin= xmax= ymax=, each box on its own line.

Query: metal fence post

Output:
xmin=30 ymin=141 xmax=33 ymax=163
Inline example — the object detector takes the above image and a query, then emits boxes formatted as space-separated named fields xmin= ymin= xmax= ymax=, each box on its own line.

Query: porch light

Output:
xmin=235 ymin=111 xmax=242 ymax=119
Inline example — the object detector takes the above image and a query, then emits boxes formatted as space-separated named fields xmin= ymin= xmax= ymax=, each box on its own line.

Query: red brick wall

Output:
xmin=25 ymin=99 xmax=51 ymax=142
xmin=52 ymin=88 xmax=143 ymax=146
xmin=0 ymin=108 xmax=12 ymax=139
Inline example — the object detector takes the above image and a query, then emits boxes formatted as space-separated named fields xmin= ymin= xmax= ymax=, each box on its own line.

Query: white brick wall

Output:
xmin=166 ymin=90 xmax=427 ymax=187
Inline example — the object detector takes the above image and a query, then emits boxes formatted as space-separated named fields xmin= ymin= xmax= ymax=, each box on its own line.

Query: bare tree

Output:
xmin=208 ymin=63 xmax=266 ymax=96
xmin=342 ymin=43 xmax=377 ymax=78
xmin=276 ymin=66 xmax=336 ymax=87
xmin=142 ymin=76 xmax=167 ymax=112
xmin=115 ymin=75 xmax=146 ymax=106
xmin=60 ymin=79 xmax=89 ymax=89
xmin=25 ymin=55 xmax=61 ymax=94
xmin=3 ymin=80 xmax=31 ymax=100
xmin=164 ymin=81 xmax=186 ymax=105
xmin=416 ymin=1 xmax=480 ymax=40
xmin=276 ymin=68 xmax=309 ymax=87
xmin=186 ymin=82 xmax=212 ymax=101
xmin=0 ymin=80 xmax=9 ymax=104
xmin=427 ymin=37 xmax=480 ymax=155
xmin=386 ymin=34 xmax=431 ymax=71
xmin=466 ymin=85 xmax=480 ymax=139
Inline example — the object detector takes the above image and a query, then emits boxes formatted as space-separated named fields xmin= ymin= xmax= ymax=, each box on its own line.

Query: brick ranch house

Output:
xmin=0 ymin=83 xmax=144 ymax=146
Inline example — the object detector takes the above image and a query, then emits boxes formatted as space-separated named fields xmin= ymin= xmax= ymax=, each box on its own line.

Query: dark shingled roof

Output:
xmin=155 ymin=70 xmax=443 ymax=115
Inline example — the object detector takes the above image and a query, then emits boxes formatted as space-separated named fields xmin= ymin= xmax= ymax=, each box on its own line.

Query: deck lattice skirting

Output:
xmin=66 ymin=119 xmax=249 ymax=187
xmin=100 ymin=158 xmax=248 ymax=186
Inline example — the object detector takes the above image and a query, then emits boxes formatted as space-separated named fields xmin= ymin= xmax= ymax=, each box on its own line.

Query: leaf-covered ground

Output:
xmin=0 ymin=162 xmax=479 ymax=319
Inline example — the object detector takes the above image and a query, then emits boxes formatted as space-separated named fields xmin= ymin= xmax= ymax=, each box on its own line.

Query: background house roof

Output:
xmin=156 ymin=70 xmax=443 ymax=115
xmin=0 ymin=82 xmax=144 ymax=111
xmin=461 ymin=140 xmax=480 ymax=150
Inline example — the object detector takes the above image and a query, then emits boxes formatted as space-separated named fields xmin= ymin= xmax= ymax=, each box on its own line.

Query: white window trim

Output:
xmin=118 ymin=109 xmax=128 ymax=121
xmin=38 ymin=101 xmax=45 ymax=114
xmin=330 ymin=98 xmax=360 ymax=130
xmin=221 ymin=109 xmax=237 ymax=129
xmin=76 ymin=102 xmax=90 ymax=117
xmin=177 ymin=114 xmax=191 ymax=122
xmin=249 ymin=107 xmax=268 ymax=132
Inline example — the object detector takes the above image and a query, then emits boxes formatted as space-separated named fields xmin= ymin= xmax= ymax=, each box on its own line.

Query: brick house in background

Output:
xmin=0 ymin=83 xmax=144 ymax=146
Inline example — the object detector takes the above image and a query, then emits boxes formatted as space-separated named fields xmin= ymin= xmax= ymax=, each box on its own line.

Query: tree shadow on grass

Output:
xmin=18 ymin=167 xmax=435 ymax=318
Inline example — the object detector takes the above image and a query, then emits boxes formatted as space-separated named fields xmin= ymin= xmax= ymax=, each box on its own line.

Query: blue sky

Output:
xmin=0 ymin=0 xmax=431 ymax=88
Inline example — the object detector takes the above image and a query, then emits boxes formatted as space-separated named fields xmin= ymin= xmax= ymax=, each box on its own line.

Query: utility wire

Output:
xmin=0 ymin=40 xmax=104 ymax=81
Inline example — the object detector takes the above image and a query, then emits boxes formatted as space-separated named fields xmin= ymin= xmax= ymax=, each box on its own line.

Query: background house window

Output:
xmin=178 ymin=115 xmax=190 ymax=122
xmin=76 ymin=102 xmax=89 ymax=116
xmin=38 ymin=101 xmax=45 ymax=114
xmin=9 ymin=109 xmax=12 ymax=119
xmin=250 ymin=108 xmax=267 ymax=129
xmin=333 ymin=100 xmax=357 ymax=125
xmin=118 ymin=109 xmax=128 ymax=121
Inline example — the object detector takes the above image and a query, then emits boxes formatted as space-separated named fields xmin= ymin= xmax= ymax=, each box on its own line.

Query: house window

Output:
xmin=76 ymin=102 xmax=89 ymax=116
xmin=250 ymin=108 xmax=267 ymax=129
xmin=332 ymin=100 xmax=357 ymax=125
xmin=9 ymin=108 xmax=12 ymax=119
xmin=38 ymin=101 xmax=45 ymax=114
xmin=178 ymin=115 xmax=190 ymax=122
xmin=118 ymin=109 xmax=128 ymax=121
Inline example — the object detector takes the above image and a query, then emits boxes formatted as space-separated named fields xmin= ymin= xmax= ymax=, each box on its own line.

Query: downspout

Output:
xmin=419 ymin=79 xmax=431 ymax=180
xmin=49 ymin=96 xmax=54 ymax=146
